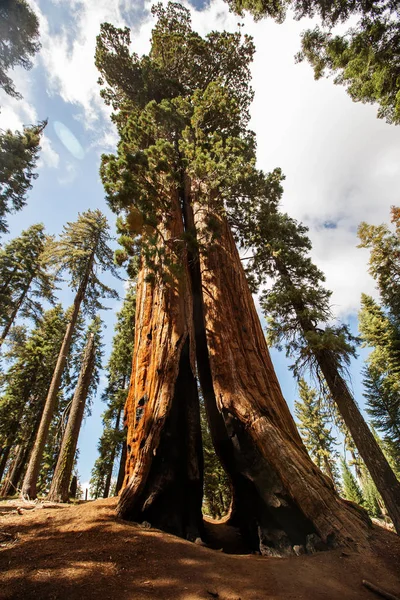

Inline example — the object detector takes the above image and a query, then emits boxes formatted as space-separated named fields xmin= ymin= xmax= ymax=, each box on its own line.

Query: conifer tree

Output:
xmin=0 ymin=223 xmax=56 ymax=346
xmin=295 ymin=379 xmax=339 ymax=486
xmin=200 ymin=398 xmax=231 ymax=519
xmin=96 ymin=2 xmax=371 ymax=551
xmin=90 ymin=285 xmax=135 ymax=499
xmin=0 ymin=122 xmax=46 ymax=235
xmin=341 ymin=458 xmax=364 ymax=506
xmin=0 ymin=305 xmax=68 ymax=489
xmin=358 ymin=207 xmax=400 ymax=317
xmin=361 ymin=471 xmax=382 ymax=518
xmin=226 ymin=0 xmax=400 ymax=124
xmin=48 ymin=317 xmax=102 ymax=503
xmin=233 ymin=198 xmax=400 ymax=531
xmin=0 ymin=0 xmax=41 ymax=100
xmin=21 ymin=210 xmax=119 ymax=499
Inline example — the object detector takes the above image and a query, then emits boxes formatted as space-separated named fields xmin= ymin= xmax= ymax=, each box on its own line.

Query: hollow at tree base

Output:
xmin=1 ymin=498 xmax=399 ymax=600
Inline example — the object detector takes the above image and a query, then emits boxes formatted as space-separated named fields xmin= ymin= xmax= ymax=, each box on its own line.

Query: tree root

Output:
xmin=362 ymin=579 xmax=400 ymax=600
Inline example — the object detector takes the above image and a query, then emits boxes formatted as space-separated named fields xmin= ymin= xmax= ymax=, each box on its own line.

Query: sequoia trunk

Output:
xmin=116 ymin=191 xmax=203 ymax=540
xmin=48 ymin=332 xmax=97 ymax=503
xmin=194 ymin=205 xmax=370 ymax=552
xmin=118 ymin=185 xmax=371 ymax=553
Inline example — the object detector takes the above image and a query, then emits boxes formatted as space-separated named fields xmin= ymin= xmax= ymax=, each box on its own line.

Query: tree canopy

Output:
xmin=226 ymin=0 xmax=400 ymax=124
xmin=0 ymin=0 xmax=41 ymax=100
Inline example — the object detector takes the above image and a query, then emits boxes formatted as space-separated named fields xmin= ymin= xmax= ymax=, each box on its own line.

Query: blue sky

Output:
xmin=1 ymin=0 xmax=400 ymax=491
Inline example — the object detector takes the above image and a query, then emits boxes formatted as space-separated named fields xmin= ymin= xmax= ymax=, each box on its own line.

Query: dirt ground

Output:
xmin=0 ymin=498 xmax=400 ymax=600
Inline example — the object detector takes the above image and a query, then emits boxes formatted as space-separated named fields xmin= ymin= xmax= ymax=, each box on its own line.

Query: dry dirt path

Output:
xmin=1 ymin=498 xmax=399 ymax=600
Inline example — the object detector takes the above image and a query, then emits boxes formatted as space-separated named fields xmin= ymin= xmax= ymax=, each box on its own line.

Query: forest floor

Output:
xmin=0 ymin=497 xmax=400 ymax=600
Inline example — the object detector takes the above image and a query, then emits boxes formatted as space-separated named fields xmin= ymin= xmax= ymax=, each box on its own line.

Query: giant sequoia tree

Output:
xmin=97 ymin=3 xmax=370 ymax=554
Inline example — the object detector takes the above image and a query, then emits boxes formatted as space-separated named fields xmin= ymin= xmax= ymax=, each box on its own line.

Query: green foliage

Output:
xmin=226 ymin=0 xmax=400 ymax=124
xmin=200 ymin=398 xmax=231 ymax=519
xmin=357 ymin=213 xmax=400 ymax=467
xmin=341 ymin=458 xmax=364 ymax=505
xmin=295 ymin=379 xmax=339 ymax=483
xmin=0 ymin=0 xmax=41 ymax=99
xmin=0 ymin=122 xmax=46 ymax=235
xmin=90 ymin=284 xmax=136 ymax=498
xmin=0 ymin=306 xmax=69 ymax=455
xmin=45 ymin=209 xmax=120 ymax=315
xmin=361 ymin=471 xmax=382 ymax=518
xmin=96 ymin=2 xmax=261 ymax=278
xmin=0 ymin=224 xmax=56 ymax=340
xmin=297 ymin=13 xmax=400 ymax=124
xmin=358 ymin=207 xmax=400 ymax=317
xmin=231 ymin=186 xmax=358 ymax=379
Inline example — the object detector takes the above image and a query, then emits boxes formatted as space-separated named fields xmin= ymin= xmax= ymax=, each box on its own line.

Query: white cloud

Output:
xmin=57 ymin=160 xmax=78 ymax=184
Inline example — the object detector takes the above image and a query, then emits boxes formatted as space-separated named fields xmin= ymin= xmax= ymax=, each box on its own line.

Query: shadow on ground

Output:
xmin=1 ymin=498 xmax=400 ymax=600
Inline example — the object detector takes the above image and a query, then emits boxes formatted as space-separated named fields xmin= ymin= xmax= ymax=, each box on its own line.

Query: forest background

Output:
xmin=1 ymin=0 xmax=400 ymax=494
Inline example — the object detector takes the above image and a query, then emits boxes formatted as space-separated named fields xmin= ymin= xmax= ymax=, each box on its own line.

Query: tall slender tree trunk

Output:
xmin=316 ymin=351 xmax=400 ymax=533
xmin=103 ymin=405 xmax=123 ymax=499
xmin=117 ymin=190 xmax=204 ymax=541
xmin=193 ymin=205 xmax=370 ymax=552
xmin=0 ymin=275 xmax=33 ymax=347
xmin=1 ymin=394 xmax=47 ymax=496
xmin=21 ymin=258 xmax=93 ymax=500
xmin=1 ymin=446 xmax=23 ymax=496
xmin=48 ymin=331 xmax=97 ymax=503
xmin=0 ymin=264 xmax=18 ymax=296
xmin=274 ymin=261 xmax=400 ymax=533
xmin=115 ymin=439 xmax=127 ymax=496
xmin=0 ymin=446 xmax=11 ymax=482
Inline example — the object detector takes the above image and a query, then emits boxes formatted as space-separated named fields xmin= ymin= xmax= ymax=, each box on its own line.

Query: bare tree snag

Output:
xmin=194 ymin=206 xmax=371 ymax=552
xmin=117 ymin=192 xmax=203 ymax=541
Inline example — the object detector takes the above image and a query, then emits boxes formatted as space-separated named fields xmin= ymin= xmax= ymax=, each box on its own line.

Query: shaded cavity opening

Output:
xmin=125 ymin=336 xmax=203 ymax=541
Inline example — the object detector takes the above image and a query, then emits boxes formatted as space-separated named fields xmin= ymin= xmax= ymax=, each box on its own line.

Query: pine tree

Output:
xmin=341 ymin=459 xmax=364 ymax=506
xmin=90 ymin=284 xmax=135 ymax=499
xmin=0 ymin=122 xmax=47 ymax=234
xmin=230 ymin=191 xmax=400 ymax=531
xmin=295 ymin=379 xmax=339 ymax=486
xmin=226 ymin=0 xmax=400 ymax=124
xmin=48 ymin=317 xmax=102 ymax=503
xmin=358 ymin=207 xmax=400 ymax=318
xmin=0 ymin=223 xmax=56 ymax=347
xmin=0 ymin=0 xmax=41 ymax=100
xmin=96 ymin=2 xmax=370 ymax=551
xmin=0 ymin=306 xmax=68 ymax=490
xmin=21 ymin=210 xmax=119 ymax=499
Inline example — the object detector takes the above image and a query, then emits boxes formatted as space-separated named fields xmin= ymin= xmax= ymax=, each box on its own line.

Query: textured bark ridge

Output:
xmin=117 ymin=192 xmax=203 ymax=541
xmin=118 ymin=189 xmax=371 ymax=554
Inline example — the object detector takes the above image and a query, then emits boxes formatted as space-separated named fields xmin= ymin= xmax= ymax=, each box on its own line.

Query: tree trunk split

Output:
xmin=117 ymin=186 xmax=372 ymax=554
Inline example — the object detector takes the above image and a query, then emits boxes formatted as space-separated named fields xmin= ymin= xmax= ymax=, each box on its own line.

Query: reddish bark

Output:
xmin=117 ymin=191 xmax=203 ymax=540
xmin=195 ymin=206 xmax=370 ymax=551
